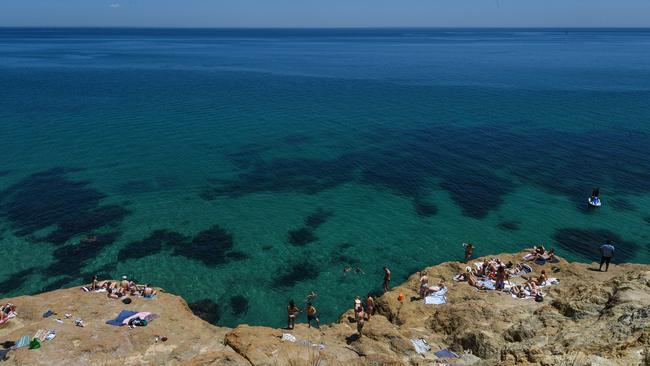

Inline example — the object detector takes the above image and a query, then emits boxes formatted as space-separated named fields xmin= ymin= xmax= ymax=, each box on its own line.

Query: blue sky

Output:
xmin=1 ymin=0 xmax=649 ymax=28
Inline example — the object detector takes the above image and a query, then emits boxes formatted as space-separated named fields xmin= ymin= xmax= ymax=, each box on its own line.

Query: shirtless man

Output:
xmin=383 ymin=267 xmax=391 ymax=293
xmin=306 ymin=303 xmax=320 ymax=328
xmin=143 ymin=284 xmax=156 ymax=297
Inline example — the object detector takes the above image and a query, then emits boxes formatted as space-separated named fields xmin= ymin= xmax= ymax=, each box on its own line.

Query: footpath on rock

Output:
xmin=0 ymin=251 xmax=649 ymax=365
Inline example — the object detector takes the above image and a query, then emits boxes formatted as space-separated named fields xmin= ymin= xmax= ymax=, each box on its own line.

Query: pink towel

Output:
xmin=122 ymin=311 xmax=152 ymax=325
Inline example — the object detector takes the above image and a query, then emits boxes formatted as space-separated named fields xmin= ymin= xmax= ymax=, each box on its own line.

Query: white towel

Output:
xmin=281 ymin=333 xmax=296 ymax=342
xmin=410 ymin=338 xmax=431 ymax=354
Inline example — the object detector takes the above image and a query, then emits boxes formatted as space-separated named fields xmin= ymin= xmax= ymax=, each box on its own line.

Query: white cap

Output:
xmin=122 ymin=276 xmax=127 ymax=280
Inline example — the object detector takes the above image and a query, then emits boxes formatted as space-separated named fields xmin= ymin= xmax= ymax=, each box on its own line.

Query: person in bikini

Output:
xmin=383 ymin=267 xmax=391 ymax=293
xmin=365 ymin=294 xmax=375 ymax=320
xmin=287 ymin=300 xmax=300 ymax=330
xmin=91 ymin=275 xmax=99 ymax=290
xmin=495 ymin=266 xmax=508 ymax=290
xmin=306 ymin=303 xmax=320 ymax=328
xmin=356 ymin=307 xmax=365 ymax=337
xmin=463 ymin=243 xmax=474 ymax=263
xmin=353 ymin=296 xmax=363 ymax=321
xmin=418 ymin=271 xmax=429 ymax=299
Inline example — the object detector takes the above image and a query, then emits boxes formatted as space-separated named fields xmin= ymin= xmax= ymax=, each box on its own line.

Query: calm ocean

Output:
xmin=1 ymin=28 xmax=649 ymax=327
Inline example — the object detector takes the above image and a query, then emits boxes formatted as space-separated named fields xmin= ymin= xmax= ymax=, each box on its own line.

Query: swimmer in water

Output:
xmin=305 ymin=291 xmax=317 ymax=302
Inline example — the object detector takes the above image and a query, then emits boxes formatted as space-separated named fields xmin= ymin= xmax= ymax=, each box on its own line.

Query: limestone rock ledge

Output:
xmin=1 ymin=252 xmax=648 ymax=365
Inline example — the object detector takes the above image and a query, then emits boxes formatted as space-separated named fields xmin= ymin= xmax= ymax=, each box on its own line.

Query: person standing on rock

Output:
xmin=365 ymin=294 xmax=375 ymax=320
xmin=599 ymin=240 xmax=615 ymax=272
xmin=356 ymin=307 xmax=365 ymax=337
xmin=419 ymin=271 xmax=429 ymax=299
xmin=383 ymin=267 xmax=391 ymax=292
xmin=463 ymin=243 xmax=474 ymax=263
xmin=306 ymin=303 xmax=320 ymax=328
xmin=287 ymin=300 xmax=300 ymax=330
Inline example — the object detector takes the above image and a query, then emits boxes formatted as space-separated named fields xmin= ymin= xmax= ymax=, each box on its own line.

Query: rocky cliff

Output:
xmin=1 ymin=252 xmax=648 ymax=365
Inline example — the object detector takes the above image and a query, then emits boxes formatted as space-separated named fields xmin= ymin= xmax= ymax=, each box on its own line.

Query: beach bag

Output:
xmin=535 ymin=293 xmax=544 ymax=302
xmin=29 ymin=338 xmax=41 ymax=350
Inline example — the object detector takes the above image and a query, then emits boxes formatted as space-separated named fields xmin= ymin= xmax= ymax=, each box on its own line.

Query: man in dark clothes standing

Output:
xmin=599 ymin=240 xmax=615 ymax=272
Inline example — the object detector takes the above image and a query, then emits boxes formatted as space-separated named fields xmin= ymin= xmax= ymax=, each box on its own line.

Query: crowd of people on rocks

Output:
xmin=82 ymin=275 xmax=157 ymax=300
xmin=284 ymin=240 xmax=616 ymax=337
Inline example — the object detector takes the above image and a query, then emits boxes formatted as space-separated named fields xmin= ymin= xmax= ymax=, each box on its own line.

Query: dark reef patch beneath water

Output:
xmin=0 ymin=268 xmax=37 ymax=295
xmin=201 ymin=125 xmax=650 ymax=220
xmin=189 ymin=299 xmax=221 ymax=325
xmin=498 ymin=220 xmax=521 ymax=231
xmin=272 ymin=259 xmax=320 ymax=289
xmin=178 ymin=225 xmax=246 ymax=266
xmin=0 ymin=168 xmax=130 ymax=244
xmin=118 ymin=230 xmax=188 ymax=262
xmin=305 ymin=208 xmax=334 ymax=229
xmin=230 ymin=295 xmax=249 ymax=316
xmin=46 ymin=232 xmax=121 ymax=276
xmin=553 ymin=228 xmax=639 ymax=262
xmin=117 ymin=226 xmax=246 ymax=266
xmin=413 ymin=199 xmax=438 ymax=217
xmin=288 ymin=227 xmax=317 ymax=246
xmin=287 ymin=208 xmax=334 ymax=246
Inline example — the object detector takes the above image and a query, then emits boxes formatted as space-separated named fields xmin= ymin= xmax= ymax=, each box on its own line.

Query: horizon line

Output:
xmin=1 ymin=26 xmax=650 ymax=30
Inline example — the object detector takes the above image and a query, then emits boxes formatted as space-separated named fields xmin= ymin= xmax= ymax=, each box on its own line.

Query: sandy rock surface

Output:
xmin=1 ymin=252 xmax=648 ymax=365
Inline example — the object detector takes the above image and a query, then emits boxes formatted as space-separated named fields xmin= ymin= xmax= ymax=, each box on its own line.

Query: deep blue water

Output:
xmin=1 ymin=28 xmax=649 ymax=327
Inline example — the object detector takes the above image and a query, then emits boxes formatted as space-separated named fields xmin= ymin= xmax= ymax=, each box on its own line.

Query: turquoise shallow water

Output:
xmin=1 ymin=28 xmax=649 ymax=327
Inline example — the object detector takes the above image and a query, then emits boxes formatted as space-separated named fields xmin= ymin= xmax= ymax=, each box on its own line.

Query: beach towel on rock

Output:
xmin=14 ymin=335 xmax=30 ymax=349
xmin=281 ymin=333 xmax=296 ymax=342
xmin=542 ymin=278 xmax=560 ymax=287
xmin=424 ymin=295 xmax=447 ymax=305
xmin=106 ymin=310 xmax=138 ymax=326
xmin=410 ymin=338 xmax=431 ymax=354
xmin=434 ymin=349 xmax=459 ymax=359
xmin=425 ymin=287 xmax=448 ymax=305
xmin=477 ymin=279 xmax=495 ymax=290
xmin=122 ymin=312 xmax=157 ymax=325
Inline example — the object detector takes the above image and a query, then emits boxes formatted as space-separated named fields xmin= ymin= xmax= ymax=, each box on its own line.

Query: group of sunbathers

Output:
xmin=454 ymin=249 xmax=556 ymax=299
xmin=82 ymin=275 xmax=157 ymax=299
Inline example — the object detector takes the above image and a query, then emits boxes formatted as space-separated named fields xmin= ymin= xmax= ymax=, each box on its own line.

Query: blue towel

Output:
xmin=15 ymin=335 xmax=30 ymax=349
xmin=434 ymin=349 xmax=459 ymax=358
xmin=42 ymin=310 xmax=55 ymax=318
xmin=106 ymin=310 xmax=139 ymax=326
